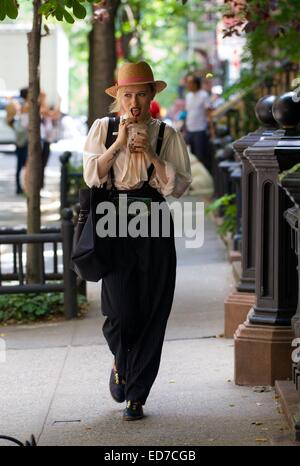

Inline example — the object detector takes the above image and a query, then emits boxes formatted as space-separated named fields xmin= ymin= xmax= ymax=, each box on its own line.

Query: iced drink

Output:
xmin=127 ymin=123 xmax=148 ymax=154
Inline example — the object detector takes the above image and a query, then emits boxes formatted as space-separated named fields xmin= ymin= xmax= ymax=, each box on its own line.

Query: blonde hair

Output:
xmin=5 ymin=100 xmax=18 ymax=127
xmin=108 ymin=83 xmax=156 ymax=114
xmin=108 ymin=88 xmax=124 ymax=114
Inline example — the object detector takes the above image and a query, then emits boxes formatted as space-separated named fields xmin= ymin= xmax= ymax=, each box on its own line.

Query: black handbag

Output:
xmin=70 ymin=185 xmax=117 ymax=281
xmin=71 ymin=118 xmax=166 ymax=282
xmin=70 ymin=117 xmax=119 ymax=282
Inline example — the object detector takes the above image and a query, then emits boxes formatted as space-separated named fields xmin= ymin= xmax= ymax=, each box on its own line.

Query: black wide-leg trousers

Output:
xmin=100 ymin=192 xmax=177 ymax=405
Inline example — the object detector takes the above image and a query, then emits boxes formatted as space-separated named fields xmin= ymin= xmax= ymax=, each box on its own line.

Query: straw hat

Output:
xmin=105 ymin=61 xmax=167 ymax=98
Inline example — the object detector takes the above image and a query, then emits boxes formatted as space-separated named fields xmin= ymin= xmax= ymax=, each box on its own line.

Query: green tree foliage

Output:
xmin=61 ymin=0 xmax=221 ymax=115
xmin=0 ymin=0 xmax=18 ymax=20
xmin=222 ymin=0 xmax=300 ymax=98
xmin=2 ymin=1 xmax=221 ymax=115
xmin=115 ymin=0 xmax=220 ymax=110
xmin=205 ymin=193 xmax=237 ymax=237
xmin=0 ymin=0 xmax=97 ymax=23
xmin=224 ymin=0 xmax=300 ymax=64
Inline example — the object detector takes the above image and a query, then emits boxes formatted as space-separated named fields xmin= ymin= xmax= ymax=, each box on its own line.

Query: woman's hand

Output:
xmin=115 ymin=118 xmax=135 ymax=150
xmin=131 ymin=131 xmax=157 ymax=163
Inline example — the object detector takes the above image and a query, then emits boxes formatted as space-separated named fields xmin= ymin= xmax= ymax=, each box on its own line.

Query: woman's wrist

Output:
xmin=112 ymin=140 xmax=122 ymax=151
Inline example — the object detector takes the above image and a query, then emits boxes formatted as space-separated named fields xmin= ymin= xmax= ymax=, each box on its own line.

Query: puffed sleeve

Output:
xmin=82 ymin=117 xmax=109 ymax=187
xmin=150 ymin=125 xmax=192 ymax=198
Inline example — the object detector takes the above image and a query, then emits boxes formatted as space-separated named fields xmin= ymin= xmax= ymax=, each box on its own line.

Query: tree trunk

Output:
xmin=121 ymin=31 xmax=132 ymax=60
xmin=88 ymin=0 xmax=120 ymax=128
xmin=26 ymin=0 xmax=43 ymax=283
xmin=133 ymin=3 xmax=143 ymax=60
xmin=121 ymin=5 xmax=133 ymax=60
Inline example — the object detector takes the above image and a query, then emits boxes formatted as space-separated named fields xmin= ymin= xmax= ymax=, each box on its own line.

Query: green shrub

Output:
xmin=67 ymin=162 xmax=85 ymax=192
xmin=205 ymin=194 xmax=237 ymax=237
xmin=0 ymin=292 xmax=87 ymax=324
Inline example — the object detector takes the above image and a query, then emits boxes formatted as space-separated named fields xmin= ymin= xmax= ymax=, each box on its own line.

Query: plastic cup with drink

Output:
xmin=127 ymin=122 xmax=148 ymax=155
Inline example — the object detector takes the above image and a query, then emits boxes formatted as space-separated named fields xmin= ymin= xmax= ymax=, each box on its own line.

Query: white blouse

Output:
xmin=83 ymin=116 xmax=192 ymax=198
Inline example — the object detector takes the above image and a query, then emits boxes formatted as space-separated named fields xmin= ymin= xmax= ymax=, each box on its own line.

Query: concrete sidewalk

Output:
xmin=0 ymin=151 xmax=61 ymax=228
xmin=0 ymin=210 xmax=295 ymax=446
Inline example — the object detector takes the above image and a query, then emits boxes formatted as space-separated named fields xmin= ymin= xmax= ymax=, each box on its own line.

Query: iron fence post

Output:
xmin=60 ymin=151 xmax=72 ymax=210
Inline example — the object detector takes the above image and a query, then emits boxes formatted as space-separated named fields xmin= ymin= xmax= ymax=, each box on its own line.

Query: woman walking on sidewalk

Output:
xmin=5 ymin=89 xmax=29 ymax=195
xmin=83 ymin=61 xmax=192 ymax=420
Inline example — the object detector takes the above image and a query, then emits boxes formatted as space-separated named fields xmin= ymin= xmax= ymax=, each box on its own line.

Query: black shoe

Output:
xmin=109 ymin=367 xmax=125 ymax=403
xmin=123 ymin=400 xmax=144 ymax=421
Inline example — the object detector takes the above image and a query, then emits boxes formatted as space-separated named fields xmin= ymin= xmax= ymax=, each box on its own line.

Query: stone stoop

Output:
xmin=275 ymin=380 xmax=300 ymax=441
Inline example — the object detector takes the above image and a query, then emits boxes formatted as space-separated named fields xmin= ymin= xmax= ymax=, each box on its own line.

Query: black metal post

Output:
xmin=233 ymin=95 xmax=279 ymax=293
xmin=60 ymin=151 xmax=72 ymax=211
xmin=230 ymin=163 xmax=242 ymax=251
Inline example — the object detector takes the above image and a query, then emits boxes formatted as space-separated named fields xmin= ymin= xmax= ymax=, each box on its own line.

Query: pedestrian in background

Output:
xmin=184 ymin=74 xmax=213 ymax=173
xmin=5 ymin=88 xmax=29 ymax=195
xmin=40 ymin=91 xmax=62 ymax=190
xmin=149 ymin=100 xmax=161 ymax=119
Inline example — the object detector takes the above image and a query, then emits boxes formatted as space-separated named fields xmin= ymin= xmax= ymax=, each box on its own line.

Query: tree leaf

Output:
xmin=5 ymin=0 xmax=18 ymax=19
xmin=63 ymin=9 xmax=75 ymax=23
xmin=55 ymin=7 xmax=64 ymax=21
xmin=0 ymin=0 xmax=6 ymax=21
xmin=39 ymin=3 xmax=55 ymax=16
xmin=72 ymin=0 xmax=86 ymax=19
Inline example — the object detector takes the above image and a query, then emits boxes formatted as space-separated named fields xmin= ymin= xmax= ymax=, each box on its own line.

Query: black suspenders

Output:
xmin=105 ymin=116 xmax=120 ymax=148
xmin=105 ymin=117 xmax=166 ymax=186
xmin=147 ymin=121 xmax=166 ymax=180
xmin=105 ymin=117 xmax=120 ymax=186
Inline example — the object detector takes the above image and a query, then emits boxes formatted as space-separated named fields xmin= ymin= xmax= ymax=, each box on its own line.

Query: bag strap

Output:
xmin=105 ymin=116 xmax=120 ymax=188
xmin=147 ymin=121 xmax=166 ymax=180
xmin=105 ymin=116 xmax=120 ymax=149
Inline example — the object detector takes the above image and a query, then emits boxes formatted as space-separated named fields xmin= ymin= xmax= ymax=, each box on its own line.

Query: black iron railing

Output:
xmin=60 ymin=151 xmax=84 ymax=210
xmin=0 ymin=209 xmax=83 ymax=319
